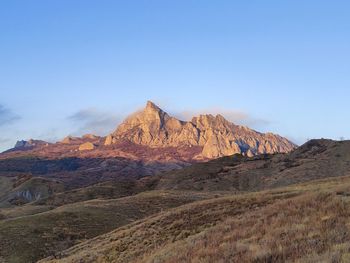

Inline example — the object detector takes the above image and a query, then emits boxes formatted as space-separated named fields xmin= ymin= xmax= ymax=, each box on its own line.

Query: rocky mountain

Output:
xmin=13 ymin=139 xmax=49 ymax=150
xmin=0 ymin=101 xmax=296 ymax=189
xmin=105 ymin=101 xmax=296 ymax=158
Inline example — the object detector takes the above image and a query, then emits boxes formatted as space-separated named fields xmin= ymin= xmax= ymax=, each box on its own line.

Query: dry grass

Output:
xmin=0 ymin=176 xmax=64 ymax=208
xmin=33 ymin=177 xmax=159 ymax=207
xmin=147 ymin=192 xmax=350 ymax=263
xmin=156 ymin=140 xmax=350 ymax=192
xmin=41 ymin=175 xmax=350 ymax=263
xmin=0 ymin=191 xmax=217 ymax=263
xmin=41 ymin=191 xmax=299 ymax=262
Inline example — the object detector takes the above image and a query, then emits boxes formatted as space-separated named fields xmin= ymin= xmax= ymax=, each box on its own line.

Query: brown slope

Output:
xmin=0 ymin=139 xmax=201 ymax=192
xmin=155 ymin=139 xmax=350 ymax=192
xmin=142 ymin=179 xmax=350 ymax=263
xmin=40 ymin=175 xmax=350 ymax=263
xmin=0 ymin=139 xmax=344 ymax=205
xmin=33 ymin=176 xmax=159 ymax=207
xmin=0 ymin=191 xmax=219 ymax=263
xmin=0 ymin=153 xmax=191 ymax=190
xmin=0 ymin=175 xmax=64 ymax=208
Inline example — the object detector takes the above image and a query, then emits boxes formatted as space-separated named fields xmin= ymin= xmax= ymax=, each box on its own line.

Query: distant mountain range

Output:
xmin=0 ymin=101 xmax=296 ymax=189
xmin=4 ymin=101 xmax=296 ymax=160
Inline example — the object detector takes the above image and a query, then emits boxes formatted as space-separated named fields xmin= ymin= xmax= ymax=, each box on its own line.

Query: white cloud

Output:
xmin=67 ymin=108 xmax=121 ymax=136
xmin=173 ymin=107 xmax=270 ymax=129
xmin=0 ymin=104 xmax=20 ymax=126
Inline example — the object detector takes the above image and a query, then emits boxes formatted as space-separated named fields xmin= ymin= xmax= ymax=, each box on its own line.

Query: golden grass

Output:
xmin=0 ymin=191 xmax=218 ymax=263
xmin=42 ymin=175 xmax=350 ymax=263
xmin=147 ymin=192 xmax=350 ymax=263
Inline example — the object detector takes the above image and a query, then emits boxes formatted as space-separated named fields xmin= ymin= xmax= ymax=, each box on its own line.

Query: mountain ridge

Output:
xmin=0 ymin=101 xmax=296 ymax=190
xmin=4 ymin=101 xmax=295 ymax=160
xmin=105 ymin=101 xmax=296 ymax=158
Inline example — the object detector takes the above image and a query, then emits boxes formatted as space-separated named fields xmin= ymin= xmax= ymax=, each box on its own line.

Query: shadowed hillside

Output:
xmin=0 ymin=155 xmax=186 ymax=190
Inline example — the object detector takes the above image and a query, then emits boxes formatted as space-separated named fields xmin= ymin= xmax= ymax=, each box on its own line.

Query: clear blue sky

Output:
xmin=1 ymin=0 xmax=350 ymax=151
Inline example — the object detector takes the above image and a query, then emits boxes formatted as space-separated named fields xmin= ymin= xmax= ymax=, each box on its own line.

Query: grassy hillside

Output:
xmin=0 ymin=191 xmax=220 ymax=263
xmin=2 ymin=139 xmax=350 ymax=262
xmin=156 ymin=139 xmax=350 ymax=192
xmin=0 ymin=175 xmax=64 ymax=208
xmin=0 ymin=176 xmax=15 ymax=201
xmin=41 ymin=175 xmax=350 ymax=263
xmin=34 ymin=176 xmax=159 ymax=207
xmin=149 ymin=191 xmax=350 ymax=263
xmin=2 ymin=139 xmax=349 ymax=209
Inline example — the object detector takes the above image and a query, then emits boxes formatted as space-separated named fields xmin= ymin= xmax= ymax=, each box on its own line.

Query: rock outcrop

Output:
xmin=61 ymin=136 xmax=80 ymax=144
xmin=79 ymin=142 xmax=96 ymax=151
xmin=105 ymin=101 xmax=296 ymax=158
xmin=15 ymin=140 xmax=32 ymax=148
xmin=82 ymin=134 xmax=100 ymax=140
xmin=14 ymin=139 xmax=48 ymax=149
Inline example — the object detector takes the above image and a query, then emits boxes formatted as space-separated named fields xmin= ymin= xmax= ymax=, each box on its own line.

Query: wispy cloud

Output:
xmin=0 ymin=138 xmax=13 ymax=153
xmin=35 ymin=128 xmax=62 ymax=143
xmin=67 ymin=108 xmax=121 ymax=136
xmin=173 ymin=108 xmax=270 ymax=129
xmin=0 ymin=104 xmax=20 ymax=126
xmin=0 ymin=138 xmax=11 ymax=144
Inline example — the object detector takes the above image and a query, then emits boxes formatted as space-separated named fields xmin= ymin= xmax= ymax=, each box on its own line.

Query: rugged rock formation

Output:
xmin=61 ymin=136 xmax=80 ymax=144
xmin=78 ymin=142 xmax=96 ymax=151
xmin=14 ymin=139 xmax=48 ymax=149
xmin=82 ymin=134 xmax=100 ymax=140
xmin=105 ymin=101 xmax=296 ymax=158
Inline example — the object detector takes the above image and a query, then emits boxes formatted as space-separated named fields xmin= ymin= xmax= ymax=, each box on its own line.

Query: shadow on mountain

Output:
xmin=0 ymin=155 xmax=186 ymax=190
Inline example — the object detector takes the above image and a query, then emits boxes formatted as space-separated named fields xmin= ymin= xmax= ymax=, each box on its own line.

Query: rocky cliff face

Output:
xmin=105 ymin=101 xmax=296 ymax=158
xmin=14 ymin=139 xmax=48 ymax=149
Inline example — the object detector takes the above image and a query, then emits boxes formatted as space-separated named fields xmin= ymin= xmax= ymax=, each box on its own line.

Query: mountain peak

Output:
xmin=144 ymin=101 xmax=164 ymax=114
xmin=105 ymin=101 xmax=296 ymax=158
xmin=146 ymin=100 xmax=159 ymax=109
xmin=141 ymin=101 xmax=168 ymax=119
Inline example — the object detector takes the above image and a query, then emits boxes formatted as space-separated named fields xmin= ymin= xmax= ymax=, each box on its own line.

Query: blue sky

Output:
xmin=1 ymin=0 xmax=350 ymax=151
